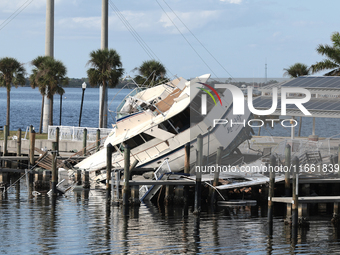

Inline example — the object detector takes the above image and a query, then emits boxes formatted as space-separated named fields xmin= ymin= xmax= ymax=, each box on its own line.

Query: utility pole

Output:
xmin=99 ymin=0 xmax=109 ymax=128
xmin=43 ymin=0 xmax=54 ymax=133
xmin=265 ymin=59 xmax=267 ymax=85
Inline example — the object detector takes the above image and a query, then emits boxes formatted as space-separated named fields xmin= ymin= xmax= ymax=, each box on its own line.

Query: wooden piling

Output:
xmin=55 ymin=127 xmax=60 ymax=155
xmin=332 ymin=202 xmax=339 ymax=224
xmin=184 ymin=142 xmax=190 ymax=174
xmin=334 ymin=202 xmax=339 ymax=215
xmin=174 ymin=185 xmax=184 ymax=205
xmin=106 ymin=143 xmax=113 ymax=201
xmin=113 ymin=170 xmax=120 ymax=203
xmin=17 ymin=128 xmax=21 ymax=157
xmin=75 ymin=169 xmax=81 ymax=185
xmin=268 ymin=155 xmax=276 ymax=224
xmin=0 ymin=172 xmax=8 ymax=194
xmin=130 ymin=185 xmax=140 ymax=205
xmin=292 ymin=156 xmax=299 ymax=228
xmin=0 ymin=172 xmax=8 ymax=185
xmin=28 ymin=129 xmax=36 ymax=184
xmin=51 ymin=142 xmax=58 ymax=196
xmin=123 ymin=144 xmax=130 ymax=206
xmin=82 ymin=171 xmax=90 ymax=189
xmin=96 ymin=129 xmax=101 ymax=152
xmin=286 ymin=204 xmax=292 ymax=218
xmin=35 ymin=169 xmax=43 ymax=182
xmin=183 ymin=143 xmax=190 ymax=203
xmin=298 ymin=116 xmax=302 ymax=137
xmin=83 ymin=128 xmax=87 ymax=156
xmin=29 ymin=129 xmax=36 ymax=166
xmin=43 ymin=170 xmax=51 ymax=183
xmin=34 ymin=169 xmax=43 ymax=190
xmin=210 ymin=146 xmax=223 ymax=204
xmin=298 ymin=204 xmax=308 ymax=218
xmin=285 ymin=144 xmax=291 ymax=197
xmin=164 ymin=185 xmax=174 ymax=205
xmin=194 ymin=134 xmax=203 ymax=214
xmin=129 ymin=159 xmax=139 ymax=179
xmin=214 ymin=147 xmax=223 ymax=187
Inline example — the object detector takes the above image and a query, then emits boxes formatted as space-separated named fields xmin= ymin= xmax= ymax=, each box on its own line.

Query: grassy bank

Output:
xmin=0 ymin=130 xmax=48 ymax=140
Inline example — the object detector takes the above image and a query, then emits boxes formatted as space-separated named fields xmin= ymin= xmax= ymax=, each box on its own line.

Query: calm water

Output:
xmin=0 ymin=86 xmax=131 ymax=130
xmin=1 ymin=180 xmax=340 ymax=254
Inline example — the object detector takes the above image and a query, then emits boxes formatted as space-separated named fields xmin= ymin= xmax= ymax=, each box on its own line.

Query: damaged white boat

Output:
xmin=75 ymin=74 xmax=252 ymax=181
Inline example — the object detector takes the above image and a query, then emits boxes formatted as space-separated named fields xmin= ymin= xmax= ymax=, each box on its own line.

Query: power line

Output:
xmin=0 ymin=0 xmax=35 ymax=32
xmin=161 ymin=0 xmax=236 ymax=82
xmin=156 ymin=0 xmax=219 ymax=78
xmin=109 ymin=1 xmax=174 ymax=77
xmin=109 ymin=1 xmax=154 ymax=59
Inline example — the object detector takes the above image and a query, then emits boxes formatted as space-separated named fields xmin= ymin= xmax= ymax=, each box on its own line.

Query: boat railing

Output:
xmin=48 ymin=125 xmax=112 ymax=142
xmin=139 ymin=158 xmax=172 ymax=200
xmin=153 ymin=158 xmax=172 ymax=179
xmin=115 ymin=87 xmax=147 ymax=114
xmin=270 ymin=138 xmax=335 ymax=176
xmin=114 ymin=84 xmax=175 ymax=119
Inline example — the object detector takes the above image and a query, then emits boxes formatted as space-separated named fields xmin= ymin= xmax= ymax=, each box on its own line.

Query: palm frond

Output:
xmin=86 ymin=49 xmax=124 ymax=88
xmin=310 ymin=59 xmax=339 ymax=74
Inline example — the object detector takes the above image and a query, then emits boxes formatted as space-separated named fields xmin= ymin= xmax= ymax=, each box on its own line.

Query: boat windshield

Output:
xmin=115 ymin=78 xmax=183 ymax=120
xmin=116 ymin=87 xmax=147 ymax=119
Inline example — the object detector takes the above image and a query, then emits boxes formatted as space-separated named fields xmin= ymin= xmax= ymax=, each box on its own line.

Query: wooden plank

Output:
xmin=0 ymin=156 xmax=32 ymax=160
xmin=120 ymin=180 xmax=194 ymax=186
xmin=0 ymin=168 xmax=26 ymax=173
xmin=272 ymin=196 xmax=340 ymax=204
xmin=292 ymin=178 xmax=340 ymax=184
xmin=57 ymin=156 xmax=87 ymax=160
xmin=216 ymin=175 xmax=286 ymax=190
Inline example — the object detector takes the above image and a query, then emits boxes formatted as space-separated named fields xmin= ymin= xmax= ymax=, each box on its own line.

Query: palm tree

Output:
xmin=310 ymin=32 xmax=340 ymax=76
xmin=44 ymin=58 xmax=68 ymax=126
xmin=0 ymin=57 xmax=26 ymax=132
xmin=30 ymin=56 xmax=50 ymax=133
xmin=283 ymin=63 xmax=310 ymax=78
xmin=30 ymin=56 xmax=68 ymax=132
xmin=134 ymin=60 xmax=167 ymax=86
xmin=87 ymin=49 xmax=124 ymax=128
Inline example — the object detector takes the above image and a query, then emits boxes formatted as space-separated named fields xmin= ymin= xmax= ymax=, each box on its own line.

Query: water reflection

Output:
xmin=0 ymin=180 xmax=340 ymax=254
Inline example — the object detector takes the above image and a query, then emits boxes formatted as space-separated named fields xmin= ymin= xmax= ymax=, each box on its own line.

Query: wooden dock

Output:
xmin=272 ymin=196 xmax=340 ymax=204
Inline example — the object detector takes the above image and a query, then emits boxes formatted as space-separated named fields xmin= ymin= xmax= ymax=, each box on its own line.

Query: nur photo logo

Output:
xmin=199 ymin=83 xmax=312 ymax=117
xmin=198 ymin=82 xmax=222 ymax=115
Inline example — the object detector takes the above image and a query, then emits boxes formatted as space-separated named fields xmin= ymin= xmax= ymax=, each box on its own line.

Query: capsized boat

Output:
xmin=75 ymin=74 xmax=252 ymax=179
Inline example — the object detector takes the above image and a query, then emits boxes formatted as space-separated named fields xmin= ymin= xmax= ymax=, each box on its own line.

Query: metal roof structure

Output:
xmin=260 ymin=76 xmax=340 ymax=92
xmin=253 ymin=76 xmax=340 ymax=119
xmin=281 ymin=76 xmax=340 ymax=89
xmin=252 ymin=97 xmax=340 ymax=118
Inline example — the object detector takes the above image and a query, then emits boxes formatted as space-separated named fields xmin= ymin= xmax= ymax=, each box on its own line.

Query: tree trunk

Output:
xmin=49 ymin=96 xmax=53 ymax=126
xmin=99 ymin=81 xmax=106 ymax=128
xmin=6 ymin=88 xmax=10 ymax=134
xmin=39 ymin=95 xmax=44 ymax=134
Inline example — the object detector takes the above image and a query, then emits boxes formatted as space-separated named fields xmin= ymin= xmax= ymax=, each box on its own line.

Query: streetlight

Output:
xmin=79 ymin=82 xmax=87 ymax=127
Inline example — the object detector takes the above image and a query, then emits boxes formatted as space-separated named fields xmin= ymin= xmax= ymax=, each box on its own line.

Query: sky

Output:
xmin=0 ymin=0 xmax=339 ymax=82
